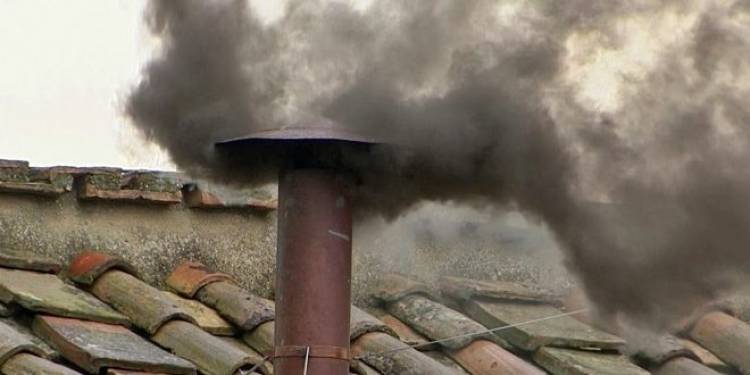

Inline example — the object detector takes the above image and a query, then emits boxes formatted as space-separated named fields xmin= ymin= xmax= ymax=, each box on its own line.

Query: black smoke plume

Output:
xmin=126 ymin=0 xmax=750 ymax=329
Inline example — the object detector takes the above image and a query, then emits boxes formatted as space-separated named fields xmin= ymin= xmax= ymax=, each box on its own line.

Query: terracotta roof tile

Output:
xmin=374 ymin=274 xmax=439 ymax=303
xmin=33 ymin=315 xmax=196 ymax=374
xmin=218 ymin=336 xmax=273 ymax=374
xmin=1 ymin=352 xmax=83 ymax=375
xmin=385 ymin=294 xmax=508 ymax=350
xmin=720 ymin=290 xmax=750 ymax=323
xmin=0 ymin=160 xmax=29 ymax=168
xmin=352 ymin=332 xmax=455 ymax=375
xmin=67 ymin=251 xmax=140 ymax=286
xmin=0 ymin=319 xmax=48 ymax=365
xmin=90 ymin=270 xmax=196 ymax=334
xmin=162 ymin=292 xmax=235 ymax=336
xmin=631 ymin=334 xmax=696 ymax=367
xmin=349 ymin=359 xmax=381 ymax=375
xmin=193 ymin=281 xmax=275 ymax=332
xmin=678 ymin=338 xmax=735 ymax=374
xmin=533 ymin=346 xmax=649 ymax=375
xmin=1 ymin=317 xmax=59 ymax=360
xmin=0 ymin=268 xmax=129 ymax=325
xmin=350 ymin=306 xmax=397 ymax=341
xmin=689 ymin=311 xmax=750 ymax=374
xmin=0 ymin=247 xmax=62 ymax=273
xmin=440 ymin=276 xmax=557 ymax=305
xmin=78 ymin=172 xmax=182 ymax=205
xmin=653 ymin=357 xmax=724 ymax=375
xmin=182 ymin=184 xmax=277 ymax=211
xmin=167 ymin=262 xmax=275 ymax=332
xmin=48 ymin=166 xmax=123 ymax=176
xmin=449 ymin=340 xmax=546 ymax=375
xmin=152 ymin=320 xmax=259 ymax=375
xmin=422 ymin=350 xmax=472 ymax=374
xmin=241 ymin=321 xmax=274 ymax=354
xmin=165 ymin=262 xmax=235 ymax=299
xmin=377 ymin=313 xmax=436 ymax=350
xmin=0 ymin=165 xmax=73 ymax=196
xmin=461 ymin=298 xmax=624 ymax=351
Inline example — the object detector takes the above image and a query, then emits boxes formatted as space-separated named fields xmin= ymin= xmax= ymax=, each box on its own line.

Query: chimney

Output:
xmin=216 ymin=120 xmax=380 ymax=375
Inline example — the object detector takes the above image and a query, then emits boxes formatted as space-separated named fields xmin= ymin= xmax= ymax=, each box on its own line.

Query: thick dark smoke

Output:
xmin=127 ymin=0 xmax=750 ymax=329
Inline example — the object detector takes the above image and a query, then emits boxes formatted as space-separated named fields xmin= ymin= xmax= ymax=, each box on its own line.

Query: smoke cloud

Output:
xmin=126 ymin=0 xmax=750 ymax=329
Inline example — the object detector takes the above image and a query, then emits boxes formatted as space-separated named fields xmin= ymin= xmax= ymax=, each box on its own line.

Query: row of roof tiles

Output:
xmin=0 ymin=247 xmax=746 ymax=374
xmin=0 ymin=159 xmax=276 ymax=210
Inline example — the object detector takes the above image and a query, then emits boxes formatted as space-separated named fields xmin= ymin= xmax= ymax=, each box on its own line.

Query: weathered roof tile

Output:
xmin=218 ymin=337 xmax=273 ymax=375
xmin=440 ymin=276 xmax=556 ymax=304
xmin=0 ymin=165 xmax=73 ymax=196
xmin=0 ymin=180 xmax=68 ymax=196
xmin=0 ymin=268 xmax=129 ymax=325
xmin=352 ymin=332 xmax=454 ymax=375
xmin=90 ymin=270 xmax=195 ymax=334
xmin=78 ymin=172 xmax=182 ymax=205
xmin=462 ymin=298 xmax=624 ymax=351
xmin=33 ymin=315 xmax=196 ymax=375
xmin=678 ymin=338 xmax=735 ymax=374
xmin=162 ymin=292 xmax=235 ymax=336
xmin=349 ymin=359 xmax=381 ymax=375
xmin=194 ymin=280 xmax=275 ymax=331
xmin=721 ymin=289 xmax=750 ymax=324
xmin=632 ymin=334 xmax=696 ymax=367
xmin=350 ymin=306 xmax=397 ymax=341
xmin=449 ymin=340 xmax=546 ymax=375
xmin=165 ymin=262 xmax=235 ymax=298
xmin=653 ymin=357 xmax=724 ymax=375
xmin=689 ymin=311 xmax=750 ymax=374
xmin=242 ymin=321 xmax=274 ymax=354
xmin=378 ymin=313 xmax=435 ymax=350
xmin=0 ymin=319 xmax=48 ymax=365
xmin=375 ymin=274 xmax=438 ymax=303
xmin=1 ymin=317 xmax=59 ymax=359
xmin=0 ymin=247 xmax=61 ymax=273
xmin=533 ymin=346 xmax=649 ymax=375
xmin=67 ymin=251 xmax=140 ymax=286
xmin=1 ymin=353 xmax=82 ymax=375
xmin=182 ymin=184 xmax=277 ymax=211
xmin=0 ymin=160 xmax=29 ymax=168
xmin=152 ymin=320 xmax=257 ymax=375
xmin=422 ymin=350 xmax=472 ymax=374
xmin=385 ymin=294 xmax=507 ymax=350
xmin=166 ymin=263 xmax=275 ymax=331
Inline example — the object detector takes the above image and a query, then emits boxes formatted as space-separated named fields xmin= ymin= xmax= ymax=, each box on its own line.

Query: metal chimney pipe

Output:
xmin=274 ymin=167 xmax=352 ymax=374
xmin=216 ymin=120 xmax=382 ymax=375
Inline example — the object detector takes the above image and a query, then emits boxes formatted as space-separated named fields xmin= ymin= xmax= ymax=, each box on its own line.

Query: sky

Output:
xmin=0 ymin=0 xmax=296 ymax=170
xmin=0 ymin=0 xmax=169 ymax=169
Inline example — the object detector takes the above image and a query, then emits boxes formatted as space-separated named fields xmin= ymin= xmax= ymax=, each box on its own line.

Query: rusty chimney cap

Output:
xmin=215 ymin=119 xmax=379 ymax=147
xmin=214 ymin=119 xmax=390 ymax=173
